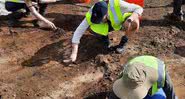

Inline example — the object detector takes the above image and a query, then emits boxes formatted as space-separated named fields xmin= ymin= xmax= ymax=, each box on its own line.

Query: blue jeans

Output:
xmin=144 ymin=88 xmax=166 ymax=99
xmin=5 ymin=2 xmax=29 ymax=12
xmin=5 ymin=1 xmax=47 ymax=15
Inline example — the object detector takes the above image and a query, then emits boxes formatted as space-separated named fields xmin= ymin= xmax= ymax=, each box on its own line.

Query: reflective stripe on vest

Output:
xmin=6 ymin=0 xmax=25 ymax=3
xmin=85 ymin=0 xmax=132 ymax=35
xmin=109 ymin=0 xmax=132 ymax=30
xmin=129 ymin=56 xmax=166 ymax=95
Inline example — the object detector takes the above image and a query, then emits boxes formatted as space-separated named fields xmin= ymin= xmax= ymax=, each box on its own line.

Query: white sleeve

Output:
xmin=119 ymin=0 xmax=143 ymax=16
xmin=72 ymin=18 xmax=89 ymax=44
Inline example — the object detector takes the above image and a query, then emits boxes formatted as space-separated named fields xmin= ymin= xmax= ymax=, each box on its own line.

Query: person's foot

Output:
xmin=101 ymin=36 xmax=110 ymax=50
xmin=23 ymin=11 xmax=30 ymax=17
xmin=8 ymin=19 xmax=20 ymax=27
xmin=116 ymin=46 xmax=125 ymax=54
xmin=7 ymin=11 xmax=24 ymax=27
xmin=165 ymin=13 xmax=183 ymax=21
xmin=107 ymin=45 xmax=124 ymax=53
xmin=32 ymin=20 xmax=39 ymax=27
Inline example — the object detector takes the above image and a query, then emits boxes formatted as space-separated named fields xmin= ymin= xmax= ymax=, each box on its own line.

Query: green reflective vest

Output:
xmin=85 ymin=0 xmax=132 ymax=36
xmin=128 ymin=55 xmax=166 ymax=96
xmin=6 ymin=0 xmax=25 ymax=3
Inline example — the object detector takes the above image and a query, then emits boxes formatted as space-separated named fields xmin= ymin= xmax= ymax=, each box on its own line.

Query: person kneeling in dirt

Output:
xmin=108 ymin=55 xmax=178 ymax=99
xmin=64 ymin=0 xmax=143 ymax=63
xmin=167 ymin=0 xmax=185 ymax=21
xmin=5 ymin=0 xmax=56 ymax=29
xmin=5 ymin=0 xmax=90 ymax=29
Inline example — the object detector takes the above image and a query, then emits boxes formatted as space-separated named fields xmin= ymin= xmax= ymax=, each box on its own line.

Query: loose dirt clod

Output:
xmin=0 ymin=0 xmax=185 ymax=99
xmin=50 ymin=28 xmax=66 ymax=40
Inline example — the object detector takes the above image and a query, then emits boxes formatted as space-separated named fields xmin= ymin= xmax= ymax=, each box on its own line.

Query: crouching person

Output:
xmin=109 ymin=55 xmax=178 ymax=99
xmin=64 ymin=0 xmax=143 ymax=63
xmin=5 ymin=0 xmax=57 ymax=29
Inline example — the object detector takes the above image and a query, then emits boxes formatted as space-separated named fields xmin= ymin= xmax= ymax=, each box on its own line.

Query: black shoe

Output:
xmin=7 ymin=12 xmax=24 ymax=27
xmin=23 ymin=12 xmax=30 ymax=17
xmin=8 ymin=19 xmax=20 ymax=27
xmin=113 ymin=35 xmax=128 ymax=53
xmin=165 ymin=13 xmax=183 ymax=21
xmin=107 ymin=45 xmax=125 ymax=53
xmin=101 ymin=36 xmax=110 ymax=49
xmin=116 ymin=46 xmax=125 ymax=54
xmin=32 ymin=20 xmax=39 ymax=27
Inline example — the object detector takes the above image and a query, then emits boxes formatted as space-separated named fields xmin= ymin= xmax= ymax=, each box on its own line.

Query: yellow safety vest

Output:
xmin=128 ymin=55 xmax=166 ymax=96
xmin=85 ymin=0 xmax=132 ymax=36
xmin=6 ymin=0 xmax=25 ymax=3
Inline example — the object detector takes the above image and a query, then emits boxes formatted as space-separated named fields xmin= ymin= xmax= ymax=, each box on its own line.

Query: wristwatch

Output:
xmin=127 ymin=19 xmax=132 ymax=23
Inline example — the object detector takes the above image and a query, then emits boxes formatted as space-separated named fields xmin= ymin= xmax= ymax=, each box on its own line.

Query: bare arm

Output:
xmin=25 ymin=0 xmax=57 ymax=30
xmin=64 ymin=18 xmax=89 ymax=62
xmin=120 ymin=0 xmax=143 ymax=36
xmin=120 ymin=0 xmax=143 ymax=16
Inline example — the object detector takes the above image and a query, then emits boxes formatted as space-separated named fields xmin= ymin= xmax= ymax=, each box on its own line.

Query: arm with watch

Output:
xmin=123 ymin=13 xmax=140 ymax=37
xmin=120 ymin=0 xmax=143 ymax=37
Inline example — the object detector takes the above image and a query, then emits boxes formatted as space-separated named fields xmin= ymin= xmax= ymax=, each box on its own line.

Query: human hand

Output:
xmin=123 ymin=18 xmax=132 ymax=31
xmin=63 ymin=52 xmax=77 ymax=63
xmin=63 ymin=43 xmax=78 ymax=63
xmin=44 ymin=20 xmax=57 ymax=30
xmin=123 ymin=18 xmax=139 ymax=33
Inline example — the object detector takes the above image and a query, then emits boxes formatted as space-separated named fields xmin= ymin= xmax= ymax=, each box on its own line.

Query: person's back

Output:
xmin=109 ymin=55 xmax=178 ymax=99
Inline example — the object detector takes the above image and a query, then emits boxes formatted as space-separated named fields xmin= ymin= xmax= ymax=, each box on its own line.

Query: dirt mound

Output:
xmin=138 ymin=26 xmax=178 ymax=55
xmin=0 ymin=0 xmax=185 ymax=98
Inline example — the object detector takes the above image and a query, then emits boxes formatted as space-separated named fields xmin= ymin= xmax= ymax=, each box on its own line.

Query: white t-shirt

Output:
xmin=72 ymin=0 xmax=143 ymax=44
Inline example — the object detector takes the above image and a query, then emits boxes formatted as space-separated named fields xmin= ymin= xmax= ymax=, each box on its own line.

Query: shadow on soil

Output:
xmin=47 ymin=13 xmax=84 ymax=31
xmin=141 ymin=18 xmax=185 ymax=30
xmin=21 ymin=39 xmax=67 ymax=67
xmin=0 ymin=13 xmax=84 ymax=31
xmin=77 ymin=34 xmax=110 ymax=63
xmin=174 ymin=46 xmax=185 ymax=57
xmin=145 ymin=2 xmax=173 ymax=8
xmin=21 ymin=34 xmax=110 ymax=66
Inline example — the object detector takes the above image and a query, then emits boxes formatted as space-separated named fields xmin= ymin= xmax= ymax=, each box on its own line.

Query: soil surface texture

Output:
xmin=0 ymin=0 xmax=185 ymax=99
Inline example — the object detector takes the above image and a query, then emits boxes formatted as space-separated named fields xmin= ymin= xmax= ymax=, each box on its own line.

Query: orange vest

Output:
xmin=75 ymin=0 xmax=90 ymax=3
xmin=126 ymin=0 xmax=144 ymax=7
